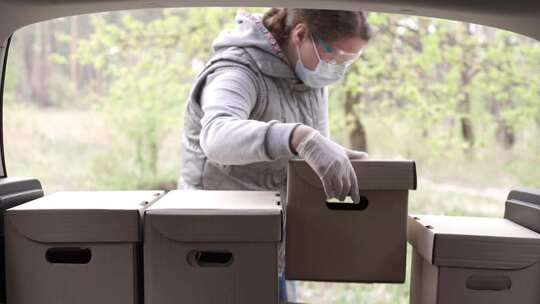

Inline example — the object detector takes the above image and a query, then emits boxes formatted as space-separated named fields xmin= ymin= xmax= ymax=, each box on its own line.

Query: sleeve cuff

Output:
xmin=265 ymin=121 xmax=302 ymax=160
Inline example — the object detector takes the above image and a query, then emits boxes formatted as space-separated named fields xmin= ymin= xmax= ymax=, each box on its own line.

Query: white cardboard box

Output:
xmin=285 ymin=159 xmax=417 ymax=282
xmin=144 ymin=190 xmax=282 ymax=304
xmin=4 ymin=190 xmax=163 ymax=304
xmin=408 ymin=212 xmax=540 ymax=304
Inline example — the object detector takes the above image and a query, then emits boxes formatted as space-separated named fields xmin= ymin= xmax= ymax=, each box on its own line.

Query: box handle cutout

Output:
xmin=46 ymin=247 xmax=92 ymax=264
xmin=187 ymin=250 xmax=234 ymax=267
xmin=466 ymin=275 xmax=511 ymax=291
xmin=326 ymin=196 xmax=368 ymax=211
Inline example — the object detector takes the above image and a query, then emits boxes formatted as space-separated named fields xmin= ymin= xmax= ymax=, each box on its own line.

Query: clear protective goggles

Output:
xmin=310 ymin=32 xmax=363 ymax=66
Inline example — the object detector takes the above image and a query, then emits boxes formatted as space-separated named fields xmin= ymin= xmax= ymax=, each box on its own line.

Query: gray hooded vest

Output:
xmin=179 ymin=11 xmax=329 ymax=199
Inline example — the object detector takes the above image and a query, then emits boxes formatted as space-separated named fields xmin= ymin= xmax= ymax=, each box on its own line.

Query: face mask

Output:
xmin=294 ymin=37 xmax=348 ymax=88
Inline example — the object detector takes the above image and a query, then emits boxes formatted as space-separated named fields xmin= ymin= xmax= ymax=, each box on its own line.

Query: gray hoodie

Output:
xmin=179 ymin=11 xmax=329 ymax=196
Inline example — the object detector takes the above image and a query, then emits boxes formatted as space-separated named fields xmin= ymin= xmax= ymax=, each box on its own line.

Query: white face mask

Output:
xmin=294 ymin=36 xmax=348 ymax=88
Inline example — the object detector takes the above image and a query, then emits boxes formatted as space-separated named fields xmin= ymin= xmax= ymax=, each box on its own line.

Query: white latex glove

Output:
xmin=296 ymin=131 xmax=368 ymax=203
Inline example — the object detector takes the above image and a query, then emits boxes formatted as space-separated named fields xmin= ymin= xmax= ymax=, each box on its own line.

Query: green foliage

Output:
xmin=330 ymin=13 xmax=540 ymax=159
xmin=74 ymin=10 xmax=195 ymax=180
xmin=10 ymin=8 xmax=537 ymax=188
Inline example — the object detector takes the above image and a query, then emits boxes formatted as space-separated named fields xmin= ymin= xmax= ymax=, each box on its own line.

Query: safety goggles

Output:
xmin=311 ymin=32 xmax=363 ymax=66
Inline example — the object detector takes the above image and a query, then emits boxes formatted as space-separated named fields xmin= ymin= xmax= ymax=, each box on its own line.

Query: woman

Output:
xmin=180 ymin=8 xmax=371 ymax=301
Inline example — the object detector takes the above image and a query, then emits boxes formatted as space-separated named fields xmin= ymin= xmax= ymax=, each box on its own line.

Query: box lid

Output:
xmin=0 ymin=177 xmax=44 ymax=212
xmin=0 ymin=177 xmax=44 ymax=237
xmin=288 ymin=159 xmax=417 ymax=190
xmin=145 ymin=190 xmax=282 ymax=242
xmin=407 ymin=214 xmax=540 ymax=270
xmin=505 ymin=189 xmax=540 ymax=233
xmin=6 ymin=190 xmax=163 ymax=243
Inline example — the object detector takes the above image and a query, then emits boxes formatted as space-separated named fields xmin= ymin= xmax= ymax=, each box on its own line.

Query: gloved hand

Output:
xmin=296 ymin=130 xmax=368 ymax=203
xmin=344 ymin=148 xmax=369 ymax=160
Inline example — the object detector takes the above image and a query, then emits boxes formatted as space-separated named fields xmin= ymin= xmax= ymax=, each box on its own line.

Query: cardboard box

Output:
xmin=144 ymin=190 xmax=282 ymax=304
xmin=0 ymin=177 xmax=43 ymax=303
xmin=5 ymin=190 xmax=163 ymax=304
xmin=504 ymin=189 xmax=540 ymax=232
xmin=408 ymin=212 xmax=540 ymax=304
xmin=285 ymin=159 xmax=417 ymax=282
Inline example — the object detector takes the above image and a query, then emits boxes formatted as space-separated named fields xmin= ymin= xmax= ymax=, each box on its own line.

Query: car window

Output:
xmin=3 ymin=8 xmax=539 ymax=302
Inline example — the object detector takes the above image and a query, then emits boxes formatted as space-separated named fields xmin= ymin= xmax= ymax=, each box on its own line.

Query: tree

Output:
xmin=72 ymin=8 xmax=254 ymax=185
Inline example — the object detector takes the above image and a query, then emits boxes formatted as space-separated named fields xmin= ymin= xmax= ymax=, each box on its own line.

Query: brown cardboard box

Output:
xmin=4 ymin=190 xmax=163 ymax=304
xmin=504 ymin=189 xmax=540 ymax=232
xmin=285 ymin=159 xmax=417 ymax=282
xmin=144 ymin=190 xmax=282 ymax=304
xmin=0 ymin=177 xmax=44 ymax=303
xmin=408 ymin=213 xmax=540 ymax=304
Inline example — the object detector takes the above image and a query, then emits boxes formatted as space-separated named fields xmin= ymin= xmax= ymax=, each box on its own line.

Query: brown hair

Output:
xmin=262 ymin=8 xmax=371 ymax=46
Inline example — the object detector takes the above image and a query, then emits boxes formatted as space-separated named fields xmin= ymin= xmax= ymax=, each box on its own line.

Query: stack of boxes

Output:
xmin=4 ymin=189 xmax=283 ymax=304
xmin=2 ymin=160 xmax=539 ymax=304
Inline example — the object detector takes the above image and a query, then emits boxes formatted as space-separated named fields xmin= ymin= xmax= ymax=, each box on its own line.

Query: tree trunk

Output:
xmin=491 ymin=98 xmax=516 ymax=150
xmin=19 ymin=27 xmax=37 ymax=101
xmin=458 ymin=23 xmax=476 ymax=151
xmin=42 ymin=21 xmax=51 ymax=106
xmin=344 ymin=91 xmax=368 ymax=152
xmin=18 ymin=30 xmax=34 ymax=101
xmin=30 ymin=22 xmax=51 ymax=107
xmin=70 ymin=16 xmax=80 ymax=95
xmin=496 ymin=121 xmax=515 ymax=149
xmin=458 ymin=91 xmax=475 ymax=148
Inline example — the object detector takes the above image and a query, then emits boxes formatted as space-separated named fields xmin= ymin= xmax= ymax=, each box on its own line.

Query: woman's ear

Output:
xmin=291 ymin=23 xmax=308 ymax=47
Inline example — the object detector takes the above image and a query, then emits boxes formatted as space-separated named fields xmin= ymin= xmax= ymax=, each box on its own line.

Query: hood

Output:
xmin=212 ymin=11 xmax=298 ymax=80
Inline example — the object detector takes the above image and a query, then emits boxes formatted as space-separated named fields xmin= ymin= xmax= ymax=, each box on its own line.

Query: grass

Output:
xmin=4 ymin=102 xmax=182 ymax=192
xmin=4 ymin=102 xmax=106 ymax=191
xmin=3 ymin=102 xmax=537 ymax=303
